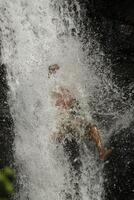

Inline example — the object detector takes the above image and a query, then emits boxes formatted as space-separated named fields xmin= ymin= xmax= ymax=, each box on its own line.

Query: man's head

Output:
xmin=48 ymin=64 xmax=60 ymax=78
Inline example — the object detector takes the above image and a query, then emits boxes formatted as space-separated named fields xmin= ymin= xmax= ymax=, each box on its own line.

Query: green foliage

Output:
xmin=0 ymin=167 xmax=15 ymax=200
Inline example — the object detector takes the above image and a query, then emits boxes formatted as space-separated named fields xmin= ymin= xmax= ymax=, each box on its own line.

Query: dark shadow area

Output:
xmin=0 ymin=61 xmax=17 ymax=200
xmin=0 ymin=62 xmax=14 ymax=169
xmin=0 ymin=43 xmax=18 ymax=198
xmin=104 ymin=123 xmax=134 ymax=200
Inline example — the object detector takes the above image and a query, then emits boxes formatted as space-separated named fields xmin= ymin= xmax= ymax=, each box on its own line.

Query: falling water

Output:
xmin=0 ymin=0 xmax=133 ymax=200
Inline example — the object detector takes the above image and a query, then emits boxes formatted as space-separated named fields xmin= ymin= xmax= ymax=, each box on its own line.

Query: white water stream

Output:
xmin=0 ymin=0 xmax=133 ymax=199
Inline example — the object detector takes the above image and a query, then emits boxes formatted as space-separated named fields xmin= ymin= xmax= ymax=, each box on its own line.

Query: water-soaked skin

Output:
xmin=49 ymin=64 xmax=112 ymax=161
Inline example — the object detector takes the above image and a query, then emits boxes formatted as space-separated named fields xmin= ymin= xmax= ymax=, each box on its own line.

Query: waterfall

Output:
xmin=0 ymin=0 xmax=133 ymax=199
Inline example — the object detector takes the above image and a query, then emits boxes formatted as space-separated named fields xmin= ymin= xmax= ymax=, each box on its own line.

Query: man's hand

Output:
xmin=50 ymin=132 xmax=65 ymax=143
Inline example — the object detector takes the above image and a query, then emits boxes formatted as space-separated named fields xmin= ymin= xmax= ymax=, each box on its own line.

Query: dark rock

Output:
xmin=0 ymin=61 xmax=14 ymax=168
xmin=104 ymin=123 xmax=134 ymax=200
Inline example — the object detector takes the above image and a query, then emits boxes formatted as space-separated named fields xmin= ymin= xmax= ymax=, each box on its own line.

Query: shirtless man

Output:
xmin=49 ymin=64 xmax=112 ymax=161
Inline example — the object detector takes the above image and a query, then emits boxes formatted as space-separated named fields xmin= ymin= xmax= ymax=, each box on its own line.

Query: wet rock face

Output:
xmin=74 ymin=1 xmax=134 ymax=200
xmin=68 ymin=0 xmax=133 ymax=91
xmin=0 ymin=62 xmax=14 ymax=169
xmin=104 ymin=124 xmax=134 ymax=200
xmin=97 ymin=20 xmax=134 ymax=94
xmin=78 ymin=0 xmax=134 ymax=25
xmin=85 ymin=1 xmax=134 ymax=200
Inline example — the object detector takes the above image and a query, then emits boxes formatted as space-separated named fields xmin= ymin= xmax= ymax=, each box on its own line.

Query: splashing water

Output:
xmin=0 ymin=0 xmax=133 ymax=200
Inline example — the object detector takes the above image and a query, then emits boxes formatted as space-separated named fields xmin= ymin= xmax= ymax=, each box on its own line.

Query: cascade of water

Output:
xmin=0 ymin=0 xmax=133 ymax=200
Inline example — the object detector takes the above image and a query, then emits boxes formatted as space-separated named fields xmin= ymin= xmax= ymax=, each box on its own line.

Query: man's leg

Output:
xmin=88 ymin=125 xmax=112 ymax=160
